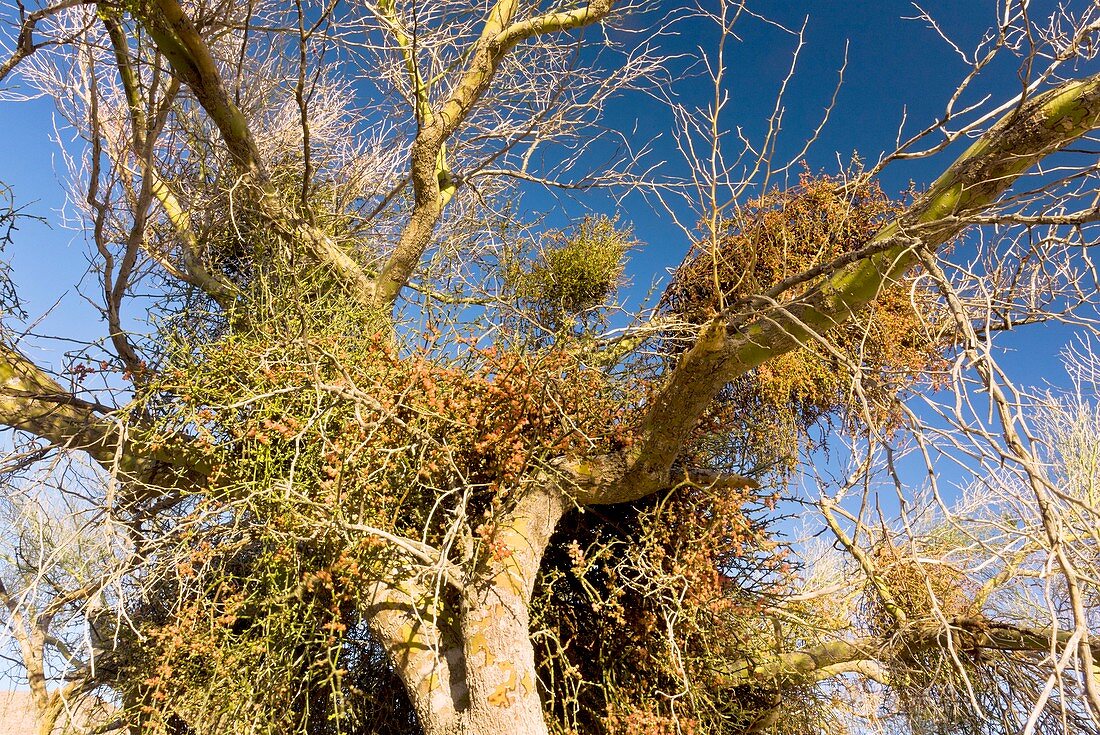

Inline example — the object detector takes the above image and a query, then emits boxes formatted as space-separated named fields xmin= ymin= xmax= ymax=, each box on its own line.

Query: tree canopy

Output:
xmin=2 ymin=2 xmax=1100 ymax=735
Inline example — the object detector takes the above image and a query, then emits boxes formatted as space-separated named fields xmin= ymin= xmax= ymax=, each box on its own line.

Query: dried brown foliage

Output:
xmin=662 ymin=170 xmax=947 ymax=473
xmin=533 ymin=480 xmax=790 ymax=735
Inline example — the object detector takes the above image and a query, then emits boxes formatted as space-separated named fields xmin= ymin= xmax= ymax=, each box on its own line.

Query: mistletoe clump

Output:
xmin=111 ymin=286 xmax=641 ymax=734
xmin=508 ymin=215 xmax=635 ymax=336
xmin=661 ymin=169 xmax=946 ymax=475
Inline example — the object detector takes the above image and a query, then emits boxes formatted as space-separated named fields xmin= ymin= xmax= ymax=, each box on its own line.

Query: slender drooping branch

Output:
xmin=567 ymin=71 xmax=1100 ymax=506
xmin=0 ymin=0 xmax=91 ymax=83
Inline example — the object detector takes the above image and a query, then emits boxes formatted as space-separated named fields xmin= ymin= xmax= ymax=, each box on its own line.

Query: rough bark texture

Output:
xmin=457 ymin=485 xmax=566 ymax=735
xmin=363 ymin=484 xmax=566 ymax=735
xmin=364 ymin=577 xmax=465 ymax=735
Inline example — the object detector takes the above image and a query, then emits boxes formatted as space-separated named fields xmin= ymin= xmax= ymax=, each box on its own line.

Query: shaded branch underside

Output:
xmin=0 ymin=342 xmax=215 ymax=493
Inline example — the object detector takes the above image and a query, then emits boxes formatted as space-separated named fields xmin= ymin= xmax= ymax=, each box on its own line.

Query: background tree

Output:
xmin=2 ymin=1 xmax=1100 ymax=735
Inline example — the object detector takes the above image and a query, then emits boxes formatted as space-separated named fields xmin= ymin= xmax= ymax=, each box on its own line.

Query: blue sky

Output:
xmin=3 ymin=0 xmax=1100 ymax=708
xmin=0 ymin=0 xmax=1087 ymax=392
xmin=0 ymin=94 xmax=94 ymax=367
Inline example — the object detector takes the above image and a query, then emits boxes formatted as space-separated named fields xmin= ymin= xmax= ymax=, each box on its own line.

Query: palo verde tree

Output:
xmin=3 ymin=2 xmax=1100 ymax=735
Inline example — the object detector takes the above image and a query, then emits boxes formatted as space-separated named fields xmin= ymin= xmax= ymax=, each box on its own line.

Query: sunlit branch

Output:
xmin=567 ymin=70 xmax=1100 ymax=506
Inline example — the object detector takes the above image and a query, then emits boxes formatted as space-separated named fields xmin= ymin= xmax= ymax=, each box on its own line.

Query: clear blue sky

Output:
xmin=0 ymin=0 xmax=1083 ymax=388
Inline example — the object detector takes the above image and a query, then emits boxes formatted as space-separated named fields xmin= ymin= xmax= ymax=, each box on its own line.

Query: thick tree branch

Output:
xmin=719 ymin=637 xmax=885 ymax=687
xmin=371 ymin=0 xmax=616 ymax=308
xmin=457 ymin=482 xmax=567 ymax=729
xmin=437 ymin=0 xmax=615 ymax=136
xmin=123 ymin=0 xmax=376 ymax=305
xmin=0 ymin=342 xmax=214 ymax=493
xmin=721 ymin=618 xmax=1100 ymax=688
xmin=376 ymin=0 xmax=434 ymax=126
xmin=1 ymin=343 xmax=119 ymax=463
xmin=567 ymin=71 xmax=1100 ymax=505
xmin=362 ymin=575 xmax=465 ymax=735
xmin=103 ymin=18 xmax=235 ymax=307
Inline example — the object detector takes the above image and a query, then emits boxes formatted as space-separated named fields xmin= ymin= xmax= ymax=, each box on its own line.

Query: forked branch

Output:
xmin=566 ymin=71 xmax=1100 ymax=505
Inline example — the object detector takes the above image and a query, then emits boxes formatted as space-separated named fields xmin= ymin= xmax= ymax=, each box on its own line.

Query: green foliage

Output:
xmin=115 ymin=533 xmax=414 ymax=735
xmin=88 ymin=166 xmax=961 ymax=735
xmin=115 ymin=291 xmax=422 ymax=734
xmin=103 ymin=176 xmax=947 ymax=734
xmin=109 ymin=250 xmax=645 ymax=733
xmin=509 ymin=215 xmax=634 ymax=335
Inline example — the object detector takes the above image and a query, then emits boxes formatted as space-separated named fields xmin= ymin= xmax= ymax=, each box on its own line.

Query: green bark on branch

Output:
xmin=570 ymin=72 xmax=1100 ymax=506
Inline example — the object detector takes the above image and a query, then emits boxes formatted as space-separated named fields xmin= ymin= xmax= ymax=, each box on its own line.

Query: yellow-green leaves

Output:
xmin=508 ymin=215 xmax=634 ymax=334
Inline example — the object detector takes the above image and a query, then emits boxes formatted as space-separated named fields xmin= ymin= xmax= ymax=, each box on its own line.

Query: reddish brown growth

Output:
xmin=534 ymin=479 xmax=789 ymax=734
xmin=662 ymin=169 xmax=946 ymax=471
xmin=867 ymin=537 xmax=980 ymax=636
